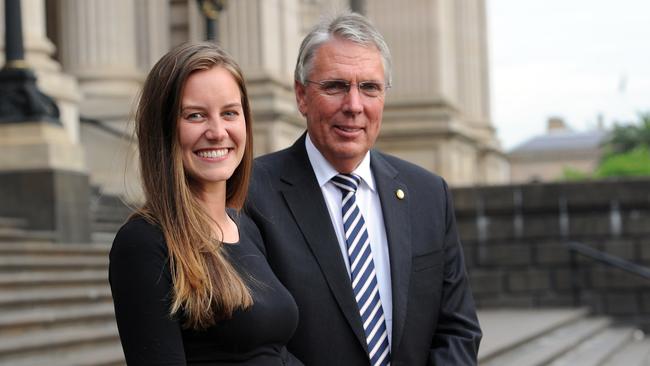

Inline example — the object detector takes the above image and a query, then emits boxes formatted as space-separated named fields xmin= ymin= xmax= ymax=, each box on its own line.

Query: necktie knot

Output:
xmin=331 ymin=173 xmax=361 ymax=193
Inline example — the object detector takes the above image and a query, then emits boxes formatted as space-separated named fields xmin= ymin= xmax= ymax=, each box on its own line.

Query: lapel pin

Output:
xmin=395 ymin=189 xmax=405 ymax=200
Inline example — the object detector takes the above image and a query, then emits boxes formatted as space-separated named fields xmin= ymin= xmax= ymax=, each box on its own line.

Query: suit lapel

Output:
xmin=279 ymin=137 xmax=369 ymax=352
xmin=371 ymin=151 xmax=412 ymax=352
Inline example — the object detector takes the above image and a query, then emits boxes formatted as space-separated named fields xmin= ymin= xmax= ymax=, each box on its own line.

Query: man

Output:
xmin=246 ymin=12 xmax=481 ymax=366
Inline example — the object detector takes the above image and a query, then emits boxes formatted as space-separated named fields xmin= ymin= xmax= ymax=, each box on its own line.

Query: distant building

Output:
xmin=508 ymin=117 xmax=609 ymax=183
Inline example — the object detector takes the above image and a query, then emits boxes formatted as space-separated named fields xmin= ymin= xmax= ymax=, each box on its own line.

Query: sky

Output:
xmin=487 ymin=0 xmax=650 ymax=150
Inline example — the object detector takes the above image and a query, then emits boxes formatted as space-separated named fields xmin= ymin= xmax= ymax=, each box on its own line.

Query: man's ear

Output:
xmin=295 ymin=80 xmax=308 ymax=116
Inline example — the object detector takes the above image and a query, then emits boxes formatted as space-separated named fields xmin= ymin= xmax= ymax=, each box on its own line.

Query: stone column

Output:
xmin=219 ymin=0 xmax=304 ymax=155
xmin=370 ymin=0 xmax=459 ymax=106
xmin=134 ymin=0 xmax=170 ymax=72
xmin=455 ymin=0 xmax=497 ymax=143
xmin=57 ymin=0 xmax=142 ymax=120
xmin=455 ymin=0 xmax=508 ymax=184
xmin=368 ymin=0 xmax=466 ymax=180
xmin=54 ymin=0 xmax=145 ymax=198
xmin=366 ymin=0 xmax=507 ymax=185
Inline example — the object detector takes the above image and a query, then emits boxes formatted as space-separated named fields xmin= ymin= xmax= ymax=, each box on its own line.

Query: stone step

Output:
xmin=478 ymin=308 xmax=590 ymax=362
xmin=0 ymin=286 xmax=111 ymax=309
xmin=549 ymin=326 xmax=636 ymax=366
xmin=0 ymin=321 xmax=118 ymax=357
xmin=0 ymin=270 xmax=107 ymax=288
xmin=0 ymin=239 xmax=123 ymax=366
xmin=92 ymin=231 xmax=118 ymax=245
xmin=0 ymin=341 xmax=125 ymax=366
xmin=601 ymin=335 xmax=650 ymax=366
xmin=0 ymin=302 xmax=115 ymax=330
xmin=0 ymin=216 xmax=28 ymax=229
xmin=0 ymin=255 xmax=108 ymax=272
xmin=91 ymin=196 xmax=132 ymax=224
xmin=480 ymin=316 xmax=611 ymax=366
xmin=0 ymin=242 xmax=110 ymax=255
xmin=93 ymin=211 xmax=130 ymax=224
xmin=91 ymin=221 xmax=123 ymax=234
xmin=0 ymin=228 xmax=56 ymax=242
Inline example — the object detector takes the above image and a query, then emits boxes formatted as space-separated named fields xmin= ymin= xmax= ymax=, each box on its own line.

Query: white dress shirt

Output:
xmin=305 ymin=134 xmax=393 ymax=347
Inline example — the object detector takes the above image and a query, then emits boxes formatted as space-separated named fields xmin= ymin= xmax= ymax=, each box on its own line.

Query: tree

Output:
xmin=602 ymin=112 xmax=650 ymax=157
xmin=597 ymin=112 xmax=650 ymax=178
xmin=596 ymin=146 xmax=650 ymax=178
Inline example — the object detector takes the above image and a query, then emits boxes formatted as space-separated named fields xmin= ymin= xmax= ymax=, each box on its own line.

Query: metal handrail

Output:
xmin=566 ymin=241 xmax=650 ymax=307
xmin=567 ymin=241 xmax=650 ymax=280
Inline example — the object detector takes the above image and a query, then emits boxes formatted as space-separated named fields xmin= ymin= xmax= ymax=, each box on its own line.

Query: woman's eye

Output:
xmin=186 ymin=112 xmax=204 ymax=120
xmin=223 ymin=111 xmax=240 ymax=120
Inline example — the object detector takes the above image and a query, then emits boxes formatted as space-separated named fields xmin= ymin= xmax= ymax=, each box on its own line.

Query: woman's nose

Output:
xmin=204 ymin=118 xmax=227 ymax=140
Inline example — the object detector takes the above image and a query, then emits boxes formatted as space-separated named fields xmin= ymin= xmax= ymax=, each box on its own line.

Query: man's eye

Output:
xmin=322 ymin=81 xmax=349 ymax=93
xmin=360 ymin=82 xmax=381 ymax=92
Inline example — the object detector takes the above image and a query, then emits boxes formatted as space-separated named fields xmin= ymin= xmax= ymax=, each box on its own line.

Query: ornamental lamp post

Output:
xmin=0 ymin=0 xmax=60 ymax=124
xmin=350 ymin=0 xmax=366 ymax=14
xmin=197 ymin=0 xmax=227 ymax=42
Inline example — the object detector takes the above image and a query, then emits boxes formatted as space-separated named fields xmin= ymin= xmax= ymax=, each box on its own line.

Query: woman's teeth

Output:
xmin=197 ymin=149 xmax=228 ymax=158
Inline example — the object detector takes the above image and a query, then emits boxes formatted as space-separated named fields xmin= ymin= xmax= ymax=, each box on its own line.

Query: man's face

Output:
xmin=296 ymin=38 xmax=386 ymax=173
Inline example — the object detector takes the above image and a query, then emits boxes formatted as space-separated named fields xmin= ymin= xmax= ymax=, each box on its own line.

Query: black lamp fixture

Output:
xmin=0 ymin=0 xmax=59 ymax=124
xmin=197 ymin=0 xmax=228 ymax=42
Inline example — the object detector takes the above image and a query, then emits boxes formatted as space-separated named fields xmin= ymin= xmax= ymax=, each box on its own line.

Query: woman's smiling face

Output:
xmin=178 ymin=66 xmax=246 ymax=192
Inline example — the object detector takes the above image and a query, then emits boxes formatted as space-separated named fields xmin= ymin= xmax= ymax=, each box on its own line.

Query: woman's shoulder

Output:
xmin=115 ymin=215 xmax=163 ymax=242
xmin=111 ymin=215 xmax=167 ymax=260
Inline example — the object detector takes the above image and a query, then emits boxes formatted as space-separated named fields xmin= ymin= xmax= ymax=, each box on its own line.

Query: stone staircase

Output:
xmin=89 ymin=190 xmax=132 ymax=244
xmin=1 ymin=211 xmax=649 ymax=365
xmin=478 ymin=308 xmax=650 ymax=366
xmin=0 ymin=242 xmax=124 ymax=366
xmin=0 ymin=216 xmax=55 ymax=243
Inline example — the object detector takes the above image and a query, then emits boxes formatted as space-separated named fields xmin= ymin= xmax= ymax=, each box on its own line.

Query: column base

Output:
xmin=0 ymin=121 xmax=86 ymax=172
xmin=0 ymin=121 xmax=91 ymax=243
xmin=0 ymin=169 xmax=91 ymax=243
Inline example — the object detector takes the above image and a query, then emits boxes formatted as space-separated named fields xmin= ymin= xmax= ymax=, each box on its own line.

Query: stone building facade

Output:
xmin=1 ymin=0 xmax=508 ymax=200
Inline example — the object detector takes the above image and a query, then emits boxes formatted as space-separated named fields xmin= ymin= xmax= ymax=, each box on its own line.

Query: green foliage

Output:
xmin=603 ymin=111 xmax=650 ymax=158
xmin=595 ymin=145 xmax=650 ymax=177
xmin=592 ymin=111 xmax=650 ymax=178
xmin=560 ymin=167 xmax=592 ymax=181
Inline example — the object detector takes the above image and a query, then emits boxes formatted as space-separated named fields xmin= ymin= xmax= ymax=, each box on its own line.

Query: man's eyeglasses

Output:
xmin=304 ymin=79 xmax=389 ymax=98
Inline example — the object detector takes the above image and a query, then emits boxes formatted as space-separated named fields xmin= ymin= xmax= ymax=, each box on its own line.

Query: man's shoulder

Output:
xmin=255 ymin=146 xmax=293 ymax=167
xmin=252 ymin=146 xmax=296 ymax=183
xmin=372 ymin=150 xmax=444 ymax=186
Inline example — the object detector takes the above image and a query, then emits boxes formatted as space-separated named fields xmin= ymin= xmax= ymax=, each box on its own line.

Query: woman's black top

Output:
xmin=109 ymin=212 xmax=303 ymax=365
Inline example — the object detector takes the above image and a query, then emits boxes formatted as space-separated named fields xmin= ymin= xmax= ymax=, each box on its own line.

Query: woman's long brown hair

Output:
xmin=135 ymin=42 xmax=253 ymax=329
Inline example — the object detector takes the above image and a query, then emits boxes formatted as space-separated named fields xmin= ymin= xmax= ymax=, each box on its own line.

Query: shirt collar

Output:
xmin=305 ymin=133 xmax=376 ymax=191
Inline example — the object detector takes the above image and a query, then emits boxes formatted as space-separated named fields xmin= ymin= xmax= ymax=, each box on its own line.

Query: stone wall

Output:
xmin=452 ymin=179 xmax=650 ymax=327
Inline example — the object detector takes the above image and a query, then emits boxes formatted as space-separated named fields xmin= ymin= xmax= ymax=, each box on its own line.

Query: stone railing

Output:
xmin=452 ymin=178 xmax=650 ymax=328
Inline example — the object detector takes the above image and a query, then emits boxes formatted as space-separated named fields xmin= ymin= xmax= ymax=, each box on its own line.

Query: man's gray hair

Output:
xmin=294 ymin=12 xmax=392 ymax=86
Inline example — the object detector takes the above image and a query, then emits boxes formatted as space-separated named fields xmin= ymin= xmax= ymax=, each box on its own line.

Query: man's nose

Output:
xmin=342 ymin=85 xmax=363 ymax=114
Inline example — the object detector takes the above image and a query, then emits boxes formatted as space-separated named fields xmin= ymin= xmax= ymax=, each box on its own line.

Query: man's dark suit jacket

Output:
xmin=245 ymin=135 xmax=482 ymax=366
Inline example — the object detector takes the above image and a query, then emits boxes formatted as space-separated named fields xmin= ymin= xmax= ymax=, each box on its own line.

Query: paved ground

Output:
xmin=477 ymin=308 xmax=589 ymax=360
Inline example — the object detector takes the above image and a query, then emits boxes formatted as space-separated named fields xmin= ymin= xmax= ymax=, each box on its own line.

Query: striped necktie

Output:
xmin=331 ymin=173 xmax=391 ymax=366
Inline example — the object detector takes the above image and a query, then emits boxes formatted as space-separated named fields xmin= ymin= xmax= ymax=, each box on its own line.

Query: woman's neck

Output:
xmin=194 ymin=183 xmax=239 ymax=243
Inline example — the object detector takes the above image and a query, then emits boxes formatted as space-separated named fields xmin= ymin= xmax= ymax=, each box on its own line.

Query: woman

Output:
xmin=109 ymin=42 xmax=302 ymax=365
